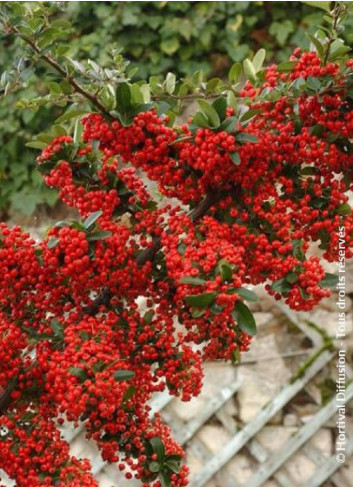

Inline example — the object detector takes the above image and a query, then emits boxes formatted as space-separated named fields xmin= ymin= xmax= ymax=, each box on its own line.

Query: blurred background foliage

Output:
xmin=1 ymin=1 xmax=353 ymax=216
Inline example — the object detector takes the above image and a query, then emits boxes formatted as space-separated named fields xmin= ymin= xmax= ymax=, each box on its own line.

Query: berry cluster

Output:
xmin=1 ymin=50 xmax=353 ymax=486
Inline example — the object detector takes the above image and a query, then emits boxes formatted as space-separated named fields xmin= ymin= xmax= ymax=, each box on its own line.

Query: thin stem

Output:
xmin=8 ymin=25 xmax=110 ymax=117
xmin=322 ymin=1 xmax=343 ymax=66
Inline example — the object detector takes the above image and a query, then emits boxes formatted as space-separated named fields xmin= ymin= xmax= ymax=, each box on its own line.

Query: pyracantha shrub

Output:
xmin=1 ymin=3 xmax=353 ymax=485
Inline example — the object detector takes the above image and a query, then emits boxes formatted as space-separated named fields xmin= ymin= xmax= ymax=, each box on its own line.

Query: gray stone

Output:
xmin=282 ymin=451 xmax=317 ymax=485
xmin=283 ymin=413 xmax=299 ymax=427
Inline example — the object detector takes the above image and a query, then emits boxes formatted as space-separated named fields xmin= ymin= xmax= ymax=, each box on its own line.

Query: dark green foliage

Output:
xmin=0 ymin=1 xmax=352 ymax=215
xmin=65 ymin=2 xmax=353 ymax=78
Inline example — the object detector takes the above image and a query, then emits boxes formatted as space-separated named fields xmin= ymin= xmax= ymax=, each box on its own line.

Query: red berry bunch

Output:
xmin=1 ymin=50 xmax=353 ymax=486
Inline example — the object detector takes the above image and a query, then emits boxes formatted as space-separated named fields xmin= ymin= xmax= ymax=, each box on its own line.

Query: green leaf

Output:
xmin=51 ymin=319 xmax=64 ymax=340
xmin=232 ymin=301 xmax=257 ymax=336
xmin=177 ymin=244 xmax=186 ymax=255
xmin=216 ymin=259 xmax=233 ymax=281
xmin=51 ymin=125 xmax=67 ymax=137
xmin=311 ymin=197 xmax=327 ymax=209
xmin=149 ymin=461 xmax=161 ymax=473
xmin=269 ymin=20 xmax=294 ymax=46
xmin=165 ymin=72 xmax=176 ymax=95
xmin=37 ymin=161 xmax=56 ymax=175
xmin=83 ymin=210 xmax=102 ymax=229
xmin=21 ymin=326 xmax=51 ymax=341
xmin=306 ymin=76 xmax=321 ymax=92
xmin=271 ymin=278 xmax=292 ymax=294
xmin=197 ymin=99 xmax=221 ymax=128
xmin=92 ymin=360 xmax=106 ymax=373
xmin=240 ymin=109 xmax=262 ymax=123
xmin=36 ymin=133 xmax=55 ymax=144
xmin=51 ymin=19 xmax=72 ymax=30
xmin=48 ymin=237 xmax=59 ymax=249
xmin=336 ymin=203 xmax=351 ymax=216
xmin=277 ymin=61 xmax=296 ymax=72
xmin=113 ymin=370 xmax=135 ymax=382
xmin=286 ymin=272 xmax=299 ymax=284
xmin=160 ymin=37 xmax=180 ymax=55
xmin=220 ymin=117 xmax=238 ymax=133
xmin=123 ymin=385 xmax=136 ymax=402
xmin=230 ymin=151 xmax=241 ymax=165
xmin=252 ymin=48 xmax=266 ymax=72
xmin=328 ymin=41 xmax=350 ymax=61
xmin=166 ymin=454 xmax=182 ymax=463
xmin=229 ymin=62 xmax=242 ymax=83
xmin=309 ymin=124 xmax=324 ymax=137
xmin=150 ymin=437 xmax=166 ymax=462
xmin=299 ymin=287 xmax=310 ymax=300
xmin=165 ymin=459 xmax=180 ymax=473
xmin=292 ymin=240 xmax=305 ymax=260
xmin=243 ymin=59 xmax=256 ymax=82
xmin=319 ymin=273 xmax=339 ymax=288
xmin=212 ymin=97 xmax=227 ymax=122
xmin=302 ymin=1 xmax=331 ymax=12
xmin=68 ymin=367 xmax=88 ymax=382
xmin=160 ymin=471 xmax=171 ymax=487
xmin=232 ymin=348 xmax=241 ymax=365
xmin=185 ymin=292 xmax=217 ymax=308
xmin=236 ymin=133 xmax=259 ymax=143
xmin=37 ymin=27 xmax=65 ymax=49
xmin=143 ymin=310 xmax=154 ymax=324
xmin=227 ymin=90 xmax=238 ymax=110
xmin=301 ymin=167 xmax=316 ymax=176
xmin=180 ymin=276 xmax=206 ymax=286
xmin=192 ymin=111 xmax=209 ymax=129
xmin=55 ymin=109 xmax=88 ymax=124
xmin=230 ymin=287 xmax=258 ymax=302
xmin=191 ymin=308 xmax=206 ymax=318
xmin=306 ymin=34 xmax=324 ymax=57
xmin=116 ymin=82 xmax=132 ymax=114
xmin=206 ymin=77 xmax=222 ymax=93
xmin=74 ymin=118 xmax=83 ymax=144
xmin=87 ymin=231 xmax=112 ymax=241
xmin=25 ymin=141 xmax=47 ymax=150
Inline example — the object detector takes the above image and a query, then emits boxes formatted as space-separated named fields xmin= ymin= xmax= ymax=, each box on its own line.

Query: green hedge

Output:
xmin=1 ymin=1 xmax=352 ymax=215
xmin=67 ymin=1 xmax=353 ymax=77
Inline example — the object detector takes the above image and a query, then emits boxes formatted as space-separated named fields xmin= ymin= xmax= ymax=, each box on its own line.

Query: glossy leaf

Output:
xmin=150 ymin=437 xmax=166 ymax=462
xmin=271 ymin=278 xmax=292 ymax=294
xmin=87 ymin=231 xmax=112 ymax=241
xmin=185 ymin=292 xmax=217 ymax=308
xmin=231 ymin=287 xmax=258 ymax=302
xmin=319 ymin=273 xmax=339 ymax=288
xmin=230 ymin=151 xmax=241 ymax=165
xmin=232 ymin=301 xmax=257 ymax=336
xmin=83 ymin=211 xmax=102 ymax=229
xmin=51 ymin=319 xmax=64 ymax=340
xmin=113 ymin=370 xmax=135 ymax=382
xmin=243 ymin=58 xmax=256 ymax=82
xmin=336 ymin=203 xmax=351 ymax=216
xmin=48 ymin=237 xmax=59 ymax=249
xmin=55 ymin=109 xmax=88 ymax=124
xmin=68 ymin=367 xmax=88 ymax=382
xmin=252 ymin=48 xmax=266 ymax=72
xmin=228 ymin=62 xmax=242 ymax=83
xmin=217 ymin=259 xmax=233 ymax=281
xmin=236 ymin=133 xmax=259 ymax=143
xmin=180 ymin=276 xmax=206 ymax=286
xmin=212 ymin=97 xmax=227 ymax=122
xmin=197 ymin=99 xmax=220 ymax=128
